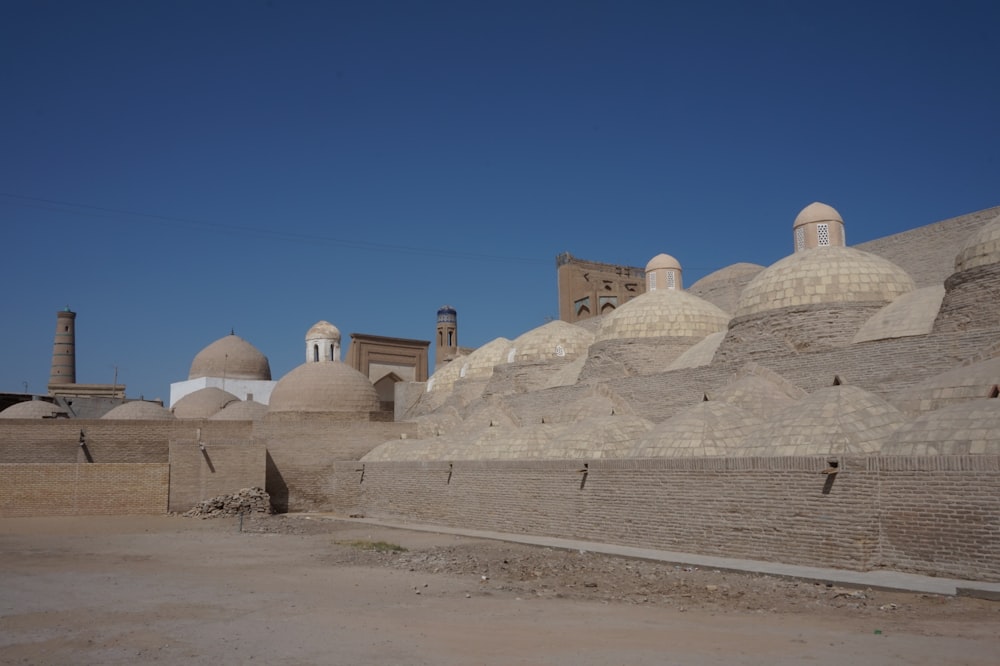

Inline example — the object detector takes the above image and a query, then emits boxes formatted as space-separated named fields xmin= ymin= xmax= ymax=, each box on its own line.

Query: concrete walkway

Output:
xmin=331 ymin=515 xmax=1000 ymax=601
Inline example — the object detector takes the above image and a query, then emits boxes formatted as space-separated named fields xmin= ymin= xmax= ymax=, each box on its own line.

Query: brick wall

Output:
xmin=334 ymin=455 xmax=1000 ymax=581
xmin=167 ymin=439 xmax=266 ymax=512
xmin=853 ymin=206 xmax=999 ymax=287
xmin=0 ymin=463 xmax=169 ymax=517
xmin=934 ymin=264 xmax=1000 ymax=333
xmin=259 ymin=416 xmax=417 ymax=512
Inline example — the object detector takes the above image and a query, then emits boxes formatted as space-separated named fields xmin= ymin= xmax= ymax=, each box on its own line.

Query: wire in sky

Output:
xmin=0 ymin=193 xmax=548 ymax=266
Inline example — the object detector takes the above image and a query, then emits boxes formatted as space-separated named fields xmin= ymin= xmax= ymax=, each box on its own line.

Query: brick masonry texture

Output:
xmin=934 ymin=264 xmax=1000 ymax=333
xmin=167 ymin=439 xmax=266 ymax=512
xmin=852 ymin=206 xmax=1000 ymax=287
xmin=0 ymin=463 xmax=168 ymax=517
xmin=333 ymin=455 xmax=1000 ymax=582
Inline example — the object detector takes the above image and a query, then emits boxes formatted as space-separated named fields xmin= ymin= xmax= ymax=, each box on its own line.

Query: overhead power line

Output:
xmin=0 ymin=192 xmax=547 ymax=265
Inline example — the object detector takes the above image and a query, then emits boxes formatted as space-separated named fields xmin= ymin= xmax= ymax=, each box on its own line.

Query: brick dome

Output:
xmin=102 ymin=400 xmax=175 ymax=420
xmin=645 ymin=253 xmax=681 ymax=272
xmin=793 ymin=201 xmax=843 ymax=229
xmin=508 ymin=320 xmax=593 ymax=363
xmin=595 ymin=289 xmax=730 ymax=342
xmin=209 ymin=399 xmax=268 ymax=420
xmin=740 ymin=386 xmax=905 ymax=456
xmin=0 ymin=400 xmax=68 ymax=419
xmin=884 ymin=397 xmax=1000 ymax=455
xmin=735 ymin=246 xmax=915 ymax=318
xmin=268 ymin=362 xmax=379 ymax=414
xmin=188 ymin=334 xmax=271 ymax=381
xmin=631 ymin=402 xmax=765 ymax=457
xmin=954 ymin=214 xmax=1000 ymax=272
xmin=172 ymin=387 xmax=239 ymax=419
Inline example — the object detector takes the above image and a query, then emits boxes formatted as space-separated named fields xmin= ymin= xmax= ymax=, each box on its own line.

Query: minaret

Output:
xmin=49 ymin=306 xmax=77 ymax=387
xmin=435 ymin=305 xmax=458 ymax=370
xmin=793 ymin=202 xmax=846 ymax=252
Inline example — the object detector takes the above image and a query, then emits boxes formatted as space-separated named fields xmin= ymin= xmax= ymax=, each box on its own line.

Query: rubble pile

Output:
xmin=183 ymin=487 xmax=273 ymax=518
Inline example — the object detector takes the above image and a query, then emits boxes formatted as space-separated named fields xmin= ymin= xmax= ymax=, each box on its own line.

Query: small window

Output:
xmin=666 ymin=270 xmax=676 ymax=290
xmin=448 ymin=331 xmax=453 ymax=346
xmin=817 ymin=223 xmax=830 ymax=246
xmin=313 ymin=344 xmax=319 ymax=362
xmin=648 ymin=272 xmax=657 ymax=291
xmin=795 ymin=226 xmax=805 ymax=252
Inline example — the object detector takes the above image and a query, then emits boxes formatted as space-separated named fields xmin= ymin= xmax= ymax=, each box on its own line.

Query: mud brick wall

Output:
xmin=0 ymin=419 xmax=176 ymax=463
xmin=259 ymin=415 xmax=417 ymax=512
xmin=334 ymin=455 xmax=1000 ymax=582
xmin=875 ymin=456 xmax=1000 ymax=580
xmin=167 ymin=439 xmax=266 ymax=512
xmin=0 ymin=463 xmax=169 ymax=517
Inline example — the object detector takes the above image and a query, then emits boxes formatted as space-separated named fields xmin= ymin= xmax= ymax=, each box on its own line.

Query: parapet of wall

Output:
xmin=0 ymin=463 xmax=169 ymax=517
xmin=0 ymin=419 xmax=176 ymax=463
xmin=853 ymin=206 xmax=999 ymax=288
xmin=167 ymin=439 xmax=266 ymax=512
xmin=333 ymin=455 xmax=1000 ymax=582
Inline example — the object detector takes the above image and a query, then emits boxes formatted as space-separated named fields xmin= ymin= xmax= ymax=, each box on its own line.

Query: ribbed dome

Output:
xmin=268 ymin=362 xmax=379 ymax=414
xmin=508 ymin=321 xmax=593 ymax=363
xmin=102 ymin=400 xmax=175 ymax=420
xmin=735 ymin=246 xmax=915 ymax=318
xmin=0 ymin=400 xmax=68 ymax=419
xmin=954 ymin=214 xmax=1000 ymax=272
xmin=306 ymin=320 xmax=341 ymax=341
xmin=188 ymin=334 xmax=271 ymax=381
xmin=631 ymin=402 xmax=765 ymax=457
xmin=172 ymin=387 xmax=240 ymax=419
xmin=740 ymin=386 xmax=905 ymax=456
xmin=883 ymin=398 xmax=1000 ymax=455
xmin=595 ymin=289 xmax=730 ymax=342
xmin=645 ymin=253 xmax=681 ymax=272
xmin=793 ymin=202 xmax=843 ymax=229
xmin=209 ymin=399 xmax=268 ymax=420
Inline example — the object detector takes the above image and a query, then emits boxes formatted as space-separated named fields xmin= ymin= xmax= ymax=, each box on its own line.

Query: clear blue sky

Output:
xmin=2 ymin=0 xmax=998 ymax=401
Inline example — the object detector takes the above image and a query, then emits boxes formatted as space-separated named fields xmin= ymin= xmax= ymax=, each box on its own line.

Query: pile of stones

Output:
xmin=182 ymin=487 xmax=274 ymax=518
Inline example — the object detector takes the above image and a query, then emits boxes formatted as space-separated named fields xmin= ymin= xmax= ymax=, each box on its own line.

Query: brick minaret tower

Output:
xmin=49 ymin=306 xmax=77 ymax=387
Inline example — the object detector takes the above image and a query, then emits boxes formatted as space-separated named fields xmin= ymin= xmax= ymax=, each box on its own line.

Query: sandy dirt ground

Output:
xmin=1 ymin=514 xmax=998 ymax=665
